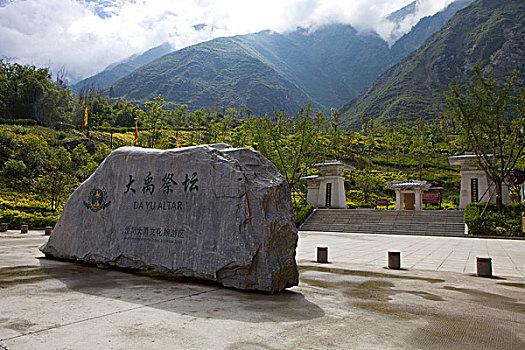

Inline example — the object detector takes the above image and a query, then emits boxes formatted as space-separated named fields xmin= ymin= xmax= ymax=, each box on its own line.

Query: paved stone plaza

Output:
xmin=1 ymin=230 xmax=524 ymax=349
xmin=297 ymin=231 xmax=525 ymax=278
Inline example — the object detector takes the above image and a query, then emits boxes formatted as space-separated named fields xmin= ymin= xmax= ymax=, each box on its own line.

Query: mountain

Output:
xmin=106 ymin=25 xmax=395 ymax=115
xmin=71 ymin=42 xmax=173 ymax=94
xmin=340 ymin=0 xmax=525 ymax=129
xmin=90 ymin=0 xmax=470 ymax=116
xmin=387 ymin=1 xmax=418 ymax=23
xmin=108 ymin=37 xmax=315 ymax=115
xmin=390 ymin=0 xmax=475 ymax=59
xmin=235 ymin=25 xmax=392 ymax=111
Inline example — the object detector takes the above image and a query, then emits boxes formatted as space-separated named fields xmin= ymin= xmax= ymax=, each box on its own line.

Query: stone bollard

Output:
xmin=388 ymin=251 xmax=401 ymax=269
xmin=476 ymin=257 xmax=492 ymax=277
xmin=0 ymin=223 xmax=7 ymax=232
xmin=20 ymin=224 xmax=28 ymax=234
xmin=317 ymin=247 xmax=328 ymax=263
xmin=45 ymin=226 xmax=53 ymax=235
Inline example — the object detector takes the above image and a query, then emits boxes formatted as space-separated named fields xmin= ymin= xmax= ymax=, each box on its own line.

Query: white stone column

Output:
xmin=395 ymin=190 xmax=402 ymax=210
xmin=415 ymin=189 xmax=423 ymax=211
xmin=333 ymin=176 xmax=347 ymax=209
xmin=306 ymin=180 xmax=320 ymax=207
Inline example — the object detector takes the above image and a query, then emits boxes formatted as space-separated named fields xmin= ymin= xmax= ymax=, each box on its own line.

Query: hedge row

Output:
xmin=94 ymin=126 xmax=207 ymax=133
xmin=464 ymin=202 xmax=525 ymax=237
xmin=0 ymin=118 xmax=37 ymax=126
xmin=0 ymin=209 xmax=59 ymax=228
xmin=95 ymin=126 xmax=136 ymax=133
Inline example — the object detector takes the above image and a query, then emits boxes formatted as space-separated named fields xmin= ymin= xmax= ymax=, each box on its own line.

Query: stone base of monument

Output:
xmin=40 ymin=145 xmax=299 ymax=294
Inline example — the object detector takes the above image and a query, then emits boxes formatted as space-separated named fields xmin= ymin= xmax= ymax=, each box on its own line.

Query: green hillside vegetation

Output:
xmin=340 ymin=0 xmax=525 ymax=129
xmin=0 ymin=61 xmax=472 ymax=227
xmin=0 ymin=54 xmax=476 ymax=228
xmin=2 ymin=44 xmax=524 ymax=235
xmin=0 ymin=125 xmax=112 ymax=227
xmin=0 ymin=112 xmax=469 ymax=227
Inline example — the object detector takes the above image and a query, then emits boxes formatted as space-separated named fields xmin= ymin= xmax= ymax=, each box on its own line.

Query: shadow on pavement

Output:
xmin=33 ymin=258 xmax=325 ymax=323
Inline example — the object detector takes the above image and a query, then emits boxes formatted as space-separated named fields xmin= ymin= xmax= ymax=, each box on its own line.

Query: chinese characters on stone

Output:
xmin=124 ymin=172 xmax=199 ymax=195
xmin=123 ymin=225 xmax=185 ymax=242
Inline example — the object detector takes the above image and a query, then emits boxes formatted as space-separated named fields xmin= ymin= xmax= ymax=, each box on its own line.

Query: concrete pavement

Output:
xmin=0 ymin=230 xmax=524 ymax=349
xmin=297 ymin=231 xmax=525 ymax=278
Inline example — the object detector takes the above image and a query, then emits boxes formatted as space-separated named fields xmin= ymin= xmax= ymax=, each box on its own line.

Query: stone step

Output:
xmin=300 ymin=209 xmax=465 ymax=237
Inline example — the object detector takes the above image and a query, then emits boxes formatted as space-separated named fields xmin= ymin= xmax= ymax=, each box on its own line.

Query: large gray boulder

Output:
xmin=40 ymin=145 xmax=299 ymax=293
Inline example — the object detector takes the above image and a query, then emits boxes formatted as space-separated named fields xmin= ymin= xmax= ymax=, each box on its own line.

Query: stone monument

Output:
xmin=40 ymin=145 xmax=299 ymax=293
xmin=448 ymin=154 xmax=512 ymax=209
xmin=301 ymin=160 xmax=354 ymax=209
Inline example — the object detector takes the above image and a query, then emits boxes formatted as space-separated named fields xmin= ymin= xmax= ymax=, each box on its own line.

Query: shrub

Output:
xmin=441 ymin=202 xmax=458 ymax=211
xmin=1 ymin=159 xmax=27 ymax=177
xmin=0 ymin=118 xmax=37 ymax=126
xmin=465 ymin=202 xmax=525 ymax=237
xmin=0 ymin=208 xmax=59 ymax=228
xmin=294 ymin=204 xmax=315 ymax=227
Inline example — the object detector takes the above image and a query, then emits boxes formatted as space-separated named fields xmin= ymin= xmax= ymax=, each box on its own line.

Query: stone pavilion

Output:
xmin=301 ymin=160 xmax=354 ymax=209
xmin=386 ymin=180 xmax=431 ymax=211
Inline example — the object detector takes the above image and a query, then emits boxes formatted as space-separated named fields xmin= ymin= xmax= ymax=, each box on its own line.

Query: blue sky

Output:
xmin=0 ymin=0 xmax=454 ymax=83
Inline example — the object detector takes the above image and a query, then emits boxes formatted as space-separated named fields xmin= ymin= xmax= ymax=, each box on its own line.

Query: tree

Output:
xmin=248 ymin=105 xmax=325 ymax=201
xmin=15 ymin=134 xmax=51 ymax=177
xmin=0 ymin=60 xmax=62 ymax=122
xmin=355 ymin=174 xmax=382 ymax=204
xmin=35 ymin=147 xmax=78 ymax=212
xmin=446 ymin=67 xmax=525 ymax=210
xmin=34 ymin=86 xmax=75 ymax=126
xmin=172 ymin=104 xmax=188 ymax=135
xmin=329 ymin=108 xmax=343 ymax=159
xmin=408 ymin=118 xmax=431 ymax=180
xmin=135 ymin=95 xmax=170 ymax=148
xmin=113 ymin=100 xmax=136 ymax=127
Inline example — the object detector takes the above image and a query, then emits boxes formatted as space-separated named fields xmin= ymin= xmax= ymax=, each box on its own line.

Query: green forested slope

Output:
xmin=108 ymin=37 xmax=317 ymax=115
xmin=340 ymin=0 xmax=525 ymax=129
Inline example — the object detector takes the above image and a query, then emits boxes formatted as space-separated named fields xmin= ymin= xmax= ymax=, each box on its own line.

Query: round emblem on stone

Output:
xmin=83 ymin=188 xmax=111 ymax=212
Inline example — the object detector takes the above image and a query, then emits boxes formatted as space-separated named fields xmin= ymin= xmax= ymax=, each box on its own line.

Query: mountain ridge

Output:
xmin=76 ymin=0 xmax=474 ymax=116
xmin=339 ymin=0 xmax=524 ymax=129
xmin=72 ymin=42 xmax=173 ymax=94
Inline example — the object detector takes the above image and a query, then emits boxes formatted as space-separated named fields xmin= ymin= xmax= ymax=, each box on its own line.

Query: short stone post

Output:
xmin=317 ymin=247 xmax=328 ymax=263
xmin=388 ymin=251 xmax=401 ymax=269
xmin=20 ymin=224 xmax=28 ymax=234
xmin=0 ymin=223 xmax=7 ymax=232
xmin=476 ymin=257 xmax=492 ymax=277
xmin=45 ymin=226 xmax=53 ymax=235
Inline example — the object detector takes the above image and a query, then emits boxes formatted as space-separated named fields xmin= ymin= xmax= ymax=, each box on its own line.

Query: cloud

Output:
xmin=377 ymin=0 xmax=455 ymax=43
xmin=0 ymin=0 xmax=454 ymax=83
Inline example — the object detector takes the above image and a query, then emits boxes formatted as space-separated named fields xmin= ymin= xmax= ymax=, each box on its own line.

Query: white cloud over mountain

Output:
xmin=0 ymin=0 xmax=453 ymax=83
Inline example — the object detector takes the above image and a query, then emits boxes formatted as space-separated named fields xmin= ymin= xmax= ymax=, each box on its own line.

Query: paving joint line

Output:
xmin=0 ymin=287 xmax=223 ymax=342
xmin=436 ymin=239 xmax=462 ymax=270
